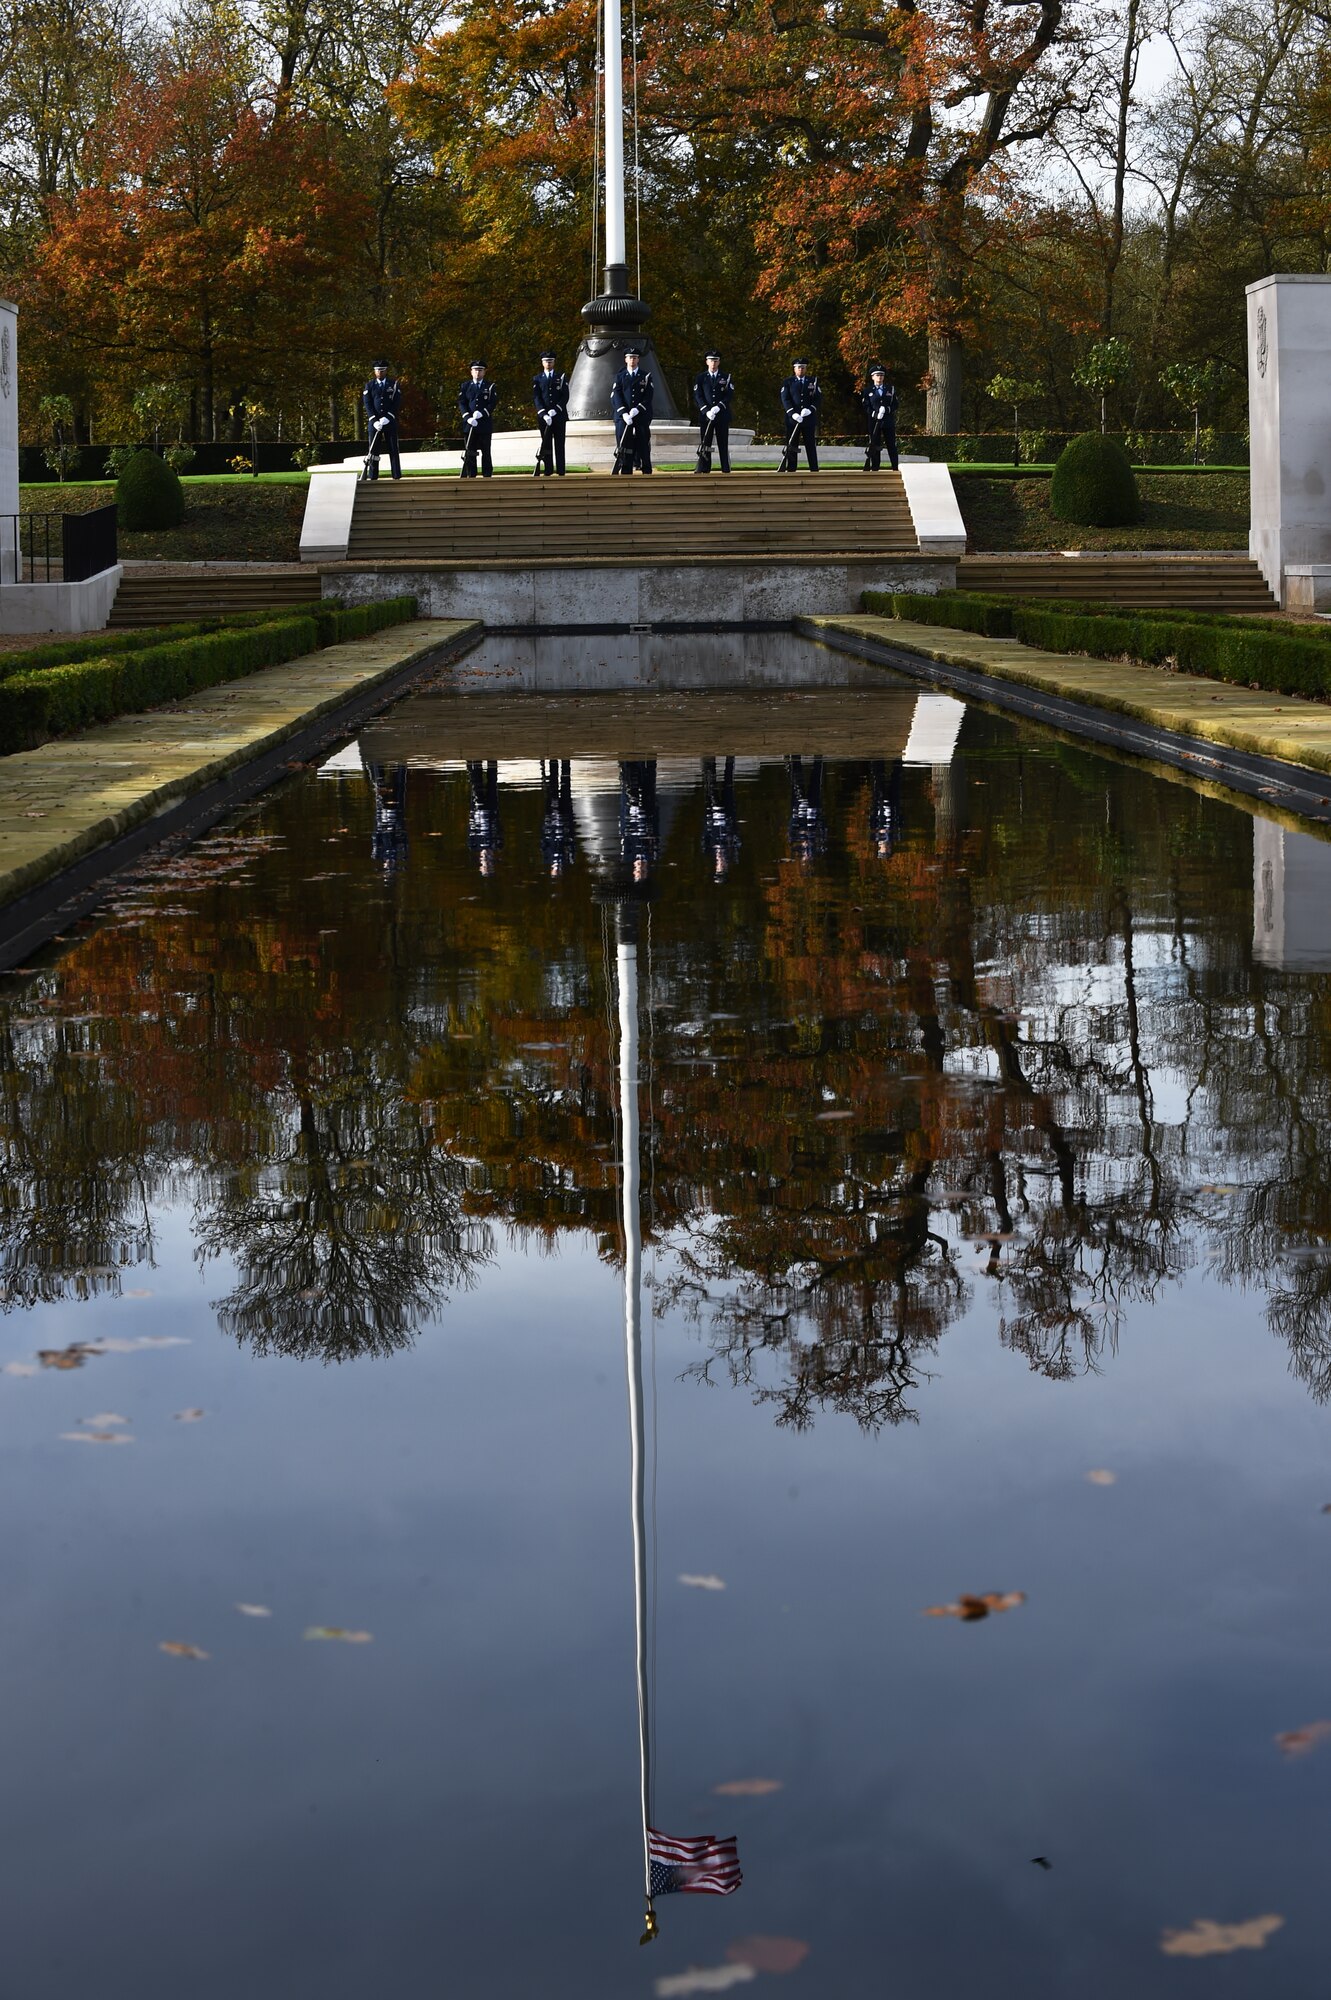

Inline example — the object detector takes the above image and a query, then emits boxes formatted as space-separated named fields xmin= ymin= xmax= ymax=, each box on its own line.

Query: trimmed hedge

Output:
xmin=0 ymin=605 xmax=328 ymax=688
xmin=861 ymin=589 xmax=1331 ymax=702
xmin=116 ymin=449 xmax=185 ymax=530
xmin=1050 ymin=434 xmax=1140 ymax=526
xmin=0 ymin=595 xmax=417 ymax=755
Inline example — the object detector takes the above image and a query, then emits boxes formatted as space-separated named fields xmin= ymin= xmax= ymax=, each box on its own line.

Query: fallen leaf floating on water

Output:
xmin=923 ymin=1592 xmax=1026 ymax=1622
xmin=123 ymin=1288 xmax=154 ymax=1298
xmin=655 ymin=1967 xmax=757 ymax=1998
xmin=679 ymin=1574 xmax=727 ymax=1592
xmin=713 ymin=1779 xmax=784 ymax=1797
xmin=1085 ymin=1468 xmax=1117 ymax=1486
xmin=1275 ymin=1720 xmax=1331 ymax=1757
xmin=82 ymin=1413 xmax=129 ymax=1428
xmin=159 ymin=1641 xmax=208 ymax=1661
xmin=235 ymin=1603 xmax=271 ymax=1618
xmin=174 ymin=1408 xmax=205 ymax=1423
xmin=61 ymin=1430 xmax=132 ymax=1445
xmin=1031 ymin=1857 xmax=1053 ymax=1870
xmin=40 ymin=1344 xmax=100 ymax=1371
xmin=304 ymin=1626 xmax=372 ymax=1644
xmin=1160 ymin=1916 xmax=1283 ymax=1958
xmin=38 ymin=1337 xmax=188 ymax=1369
xmin=726 ymin=1936 xmax=810 ymax=1974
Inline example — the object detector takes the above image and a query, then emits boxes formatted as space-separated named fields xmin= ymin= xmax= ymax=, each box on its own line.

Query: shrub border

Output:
xmin=0 ymin=596 xmax=417 ymax=755
xmin=862 ymin=589 xmax=1331 ymax=702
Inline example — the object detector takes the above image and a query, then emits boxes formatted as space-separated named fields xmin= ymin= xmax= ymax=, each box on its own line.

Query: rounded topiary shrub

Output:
xmin=115 ymin=448 xmax=185 ymax=531
xmin=1049 ymin=432 xmax=1140 ymax=527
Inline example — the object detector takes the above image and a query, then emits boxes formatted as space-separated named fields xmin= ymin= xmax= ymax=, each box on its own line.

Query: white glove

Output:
xmin=708 ymin=405 xmax=721 ymax=420
xmin=793 ymin=408 xmax=807 ymax=422
xmin=629 ymin=405 xmax=641 ymax=419
xmin=541 ymin=409 xmax=553 ymax=424
xmin=468 ymin=412 xmax=481 ymax=426
xmin=374 ymin=416 xmax=389 ymax=430
xmin=874 ymin=404 xmax=885 ymax=418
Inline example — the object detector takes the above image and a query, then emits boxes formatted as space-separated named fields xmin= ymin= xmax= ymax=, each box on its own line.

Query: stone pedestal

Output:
xmin=0 ymin=300 xmax=17 ymax=584
xmin=1247 ymin=275 xmax=1331 ymax=605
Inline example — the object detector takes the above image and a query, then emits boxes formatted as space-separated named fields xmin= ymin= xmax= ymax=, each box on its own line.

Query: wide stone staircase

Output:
xmin=957 ymin=553 xmax=1277 ymax=613
xmin=109 ymin=566 xmax=321 ymax=627
xmin=344 ymin=471 xmax=920 ymax=563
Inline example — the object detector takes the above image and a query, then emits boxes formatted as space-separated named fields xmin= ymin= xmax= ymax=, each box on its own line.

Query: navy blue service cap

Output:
xmin=470 ymin=358 xmax=486 ymax=368
xmin=705 ymin=349 xmax=721 ymax=360
xmin=869 ymin=361 xmax=886 ymax=373
xmin=792 ymin=356 xmax=808 ymax=365
xmin=540 ymin=350 xmax=558 ymax=361
xmin=624 ymin=343 xmax=642 ymax=356
xmin=372 ymin=358 xmax=390 ymax=367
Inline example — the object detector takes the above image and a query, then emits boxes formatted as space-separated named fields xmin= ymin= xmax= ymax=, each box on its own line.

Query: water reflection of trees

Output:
xmin=1 ymin=741 xmax=1330 ymax=1412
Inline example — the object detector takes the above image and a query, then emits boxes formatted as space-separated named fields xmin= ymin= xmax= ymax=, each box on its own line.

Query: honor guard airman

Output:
xmin=693 ymin=351 xmax=734 ymax=473
xmin=862 ymin=364 xmax=899 ymax=471
xmin=611 ymin=346 xmax=654 ymax=474
xmin=779 ymin=360 xmax=821 ymax=472
xmin=361 ymin=360 xmax=402 ymax=481
xmin=533 ymin=351 xmax=569 ymax=476
xmin=458 ymin=361 xmax=498 ymax=478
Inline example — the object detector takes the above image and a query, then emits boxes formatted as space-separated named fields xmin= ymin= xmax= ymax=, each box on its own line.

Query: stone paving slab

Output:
xmin=0 ymin=619 xmax=478 ymax=909
xmin=808 ymin=615 xmax=1331 ymax=784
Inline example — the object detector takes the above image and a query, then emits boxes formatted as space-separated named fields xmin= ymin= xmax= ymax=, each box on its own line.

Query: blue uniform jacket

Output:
xmin=611 ymin=368 xmax=655 ymax=422
xmin=780 ymin=374 xmax=821 ymax=419
xmin=533 ymin=371 xmax=570 ymax=417
xmin=363 ymin=378 xmax=401 ymax=424
xmin=861 ymin=383 xmax=899 ymax=425
xmin=693 ymin=371 xmax=734 ymax=422
xmin=458 ymin=380 xmax=499 ymax=423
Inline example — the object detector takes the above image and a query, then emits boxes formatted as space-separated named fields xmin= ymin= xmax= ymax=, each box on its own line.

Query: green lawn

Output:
xmin=21 ymin=480 xmax=307 ymax=561
xmin=957 ymin=471 xmax=1250 ymax=551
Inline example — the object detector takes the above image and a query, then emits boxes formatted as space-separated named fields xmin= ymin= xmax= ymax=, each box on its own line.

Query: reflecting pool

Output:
xmin=3 ymin=634 xmax=1331 ymax=1998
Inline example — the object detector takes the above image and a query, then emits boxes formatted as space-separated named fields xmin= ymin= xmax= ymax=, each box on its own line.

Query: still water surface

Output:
xmin=3 ymin=635 xmax=1331 ymax=1997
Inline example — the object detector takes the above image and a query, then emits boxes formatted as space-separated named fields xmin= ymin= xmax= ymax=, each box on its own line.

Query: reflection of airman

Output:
xmin=620 ymin=760 xmax=659 ymax=878
xmin=363 ymin=757 xmax=409 ymax=875
xmin=787 ymin=754 xmax=827 ymax=864
xmin=541 ymin=759 xmax=576 ymax=877
xmin=467 ymin=760 xmax=503 ymax=876
xmin=869 ymin=759 xmax=903 ymax=858
xmin=701 ymin=756 xmax=740 ymax=880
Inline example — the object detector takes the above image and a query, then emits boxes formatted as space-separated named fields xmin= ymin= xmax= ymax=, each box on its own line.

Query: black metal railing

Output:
xmin=0 ymin=506 xmax=118 ymax=585
xmin=63 ymin=504 xmax=118 ymax=582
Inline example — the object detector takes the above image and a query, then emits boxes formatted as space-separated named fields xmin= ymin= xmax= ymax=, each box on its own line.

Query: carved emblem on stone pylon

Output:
xmin=0 ymin=322 xmax=10 ymax=398
xmin=1256 ymin=305 xmax=1268 ymax=379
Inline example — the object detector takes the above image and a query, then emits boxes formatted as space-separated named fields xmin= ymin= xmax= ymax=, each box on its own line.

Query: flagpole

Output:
xmin=615 ymin=903 xmax=657 ymax=1942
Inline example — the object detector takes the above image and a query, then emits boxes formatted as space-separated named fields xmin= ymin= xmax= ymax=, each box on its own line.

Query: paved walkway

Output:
xmin=0 ymin=618 xmax=479 ymax=909
xmin=808 ymin=615 xmax=1331 ymax=783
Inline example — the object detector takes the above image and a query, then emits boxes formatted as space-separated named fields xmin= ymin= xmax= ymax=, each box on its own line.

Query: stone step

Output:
xmin=346 ymin=471 xmax=920 ymax=562
xmin=109 ymin=570 xmax=321 ymax=627
xmin=957 ymin=556 xmax=1277 ymax=613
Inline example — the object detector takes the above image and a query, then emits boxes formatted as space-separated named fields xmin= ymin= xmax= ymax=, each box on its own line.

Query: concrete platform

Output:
xmin=321 ymin=556 xmax=956 ymax=627
xmin=806 ymin=614 xmax=1331 ymax=824
xmin=0 ymin=619 xmax=480 ymax=952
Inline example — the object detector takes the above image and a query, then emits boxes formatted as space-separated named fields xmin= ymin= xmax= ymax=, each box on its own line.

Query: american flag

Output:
xmin=648 ymin=1827 xmax=743 ymax=1898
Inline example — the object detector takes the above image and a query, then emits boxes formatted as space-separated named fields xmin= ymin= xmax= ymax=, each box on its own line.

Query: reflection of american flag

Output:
xmin=648 ymin=1827 xmax=743 ymax=1897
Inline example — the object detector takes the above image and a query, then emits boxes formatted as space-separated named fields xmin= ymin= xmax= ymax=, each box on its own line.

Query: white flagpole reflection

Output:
xmin=613 ymin=899 xmax=658 ymax=1942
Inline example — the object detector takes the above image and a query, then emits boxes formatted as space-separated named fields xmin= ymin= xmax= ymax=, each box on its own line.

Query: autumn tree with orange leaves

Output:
xmin=29 ymin=36 xmax=374 ymax=435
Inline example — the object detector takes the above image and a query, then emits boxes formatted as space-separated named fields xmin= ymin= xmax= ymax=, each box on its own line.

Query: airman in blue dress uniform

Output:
xmin=862 ymin=364 xmax=899 ymax=471
xmin=361 ymin=361 xmax=402 ymax=480
xmin=693 ymin=351 xmax=734 ymax=473
xmin=458 ymin=361 xmax=498 ymax=478
xmin=779 ymin=360 xmax=821 ymax=471
xmin=533 ymin=351 xmax=569 ymax=476
xmin=611 ymin=346 xmax=654 ymax=474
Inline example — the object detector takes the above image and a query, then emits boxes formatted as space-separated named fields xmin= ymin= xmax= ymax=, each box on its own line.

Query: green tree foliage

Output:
xmin=116 ymin=447 xmax=185 ymax=529
xmin=1049 ymin=431 xmax=1140 ymax=525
